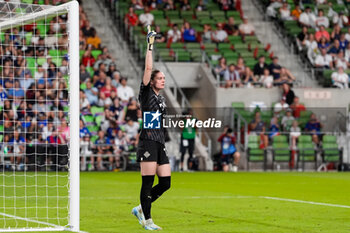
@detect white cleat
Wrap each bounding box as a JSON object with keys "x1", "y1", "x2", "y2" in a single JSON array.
[
  {"x1": 144, "y1": 218, "x2": 162, "y2": 231},
  {"x1": 132, "y1": 205, "x2": 146, "y2": 226}
]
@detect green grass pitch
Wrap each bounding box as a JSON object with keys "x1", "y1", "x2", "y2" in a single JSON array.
[
  {"x1": 1, "y1": 172, "x2": 350, "y2": 232},
  {"x1": 80, "y1": 172, "x2": 350, "y2": 233}
]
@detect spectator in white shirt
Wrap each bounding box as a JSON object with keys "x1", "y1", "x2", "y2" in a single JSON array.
[
  {"x1": 266, "y1": 0, "x2": 283, "y2": 18},
  {"x1": 167, "y1": 24, "x2": 182, "y2": 43},
  {"x1": 211, "y1": 23, "x2": 228, "y2": 43},
  {"x1": 331, "y1": 66, "x2": 349, "y2": 89},
  {"x1": 239, "y1": 17, "x2": 255, "y2": 35},
  {"x1": 138, "y1": 6, "x2": 154, "y2": 27},
  {"x1": 315, "y1": 10, "x2": 329, "y2": 29},
  {"x1": 334, "y1": 50, "x2": 349, "y2": 70},
  {"x1": 299, "y1": 7, "x2": 316, "y2": 28},
  {"x1": 259, "y1": 68, "x2": 274, "y2": 88},
  {"x1": 315, "y1": 48, "x2": 333, "y2": 69},
  {"x1": 333, "y1": 11, "x2": 349, "y2": 28},
  {"x1": 279, "y1": 2, "x2": 292, "y2": 21},
  {"x1": 117, "y1": 77, "x2": 135, "y2": 104}
]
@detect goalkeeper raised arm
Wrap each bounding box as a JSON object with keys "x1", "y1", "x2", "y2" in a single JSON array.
[{"x1": 132, "y1": 25, "x2": 171, "y2": 231}]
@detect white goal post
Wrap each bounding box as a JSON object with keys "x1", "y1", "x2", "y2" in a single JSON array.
[{"x1": 0, "y1": 1, "x2": 79, "y2": 232}]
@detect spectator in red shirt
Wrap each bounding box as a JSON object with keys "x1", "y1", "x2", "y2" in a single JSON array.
[
  {"x1": 124, "y1": 7, "x2": 139, "y2": 28},
  {"x1": 100, "y1": 77, "x2": 117, "y2": 98},
  {"x1": 315, "y1": 25, "x2": 330, "y2": 42},
  {"x1": 290, "y1": 96, "x2": 306, "y2": 118},
  {"x1": 82, "y1": 49, "x2": 95, "y2": 68}
]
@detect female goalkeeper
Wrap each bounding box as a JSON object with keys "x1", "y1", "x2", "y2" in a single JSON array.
[{"x1": 132, "y1": 25, "x2": 171, "y2": 231}]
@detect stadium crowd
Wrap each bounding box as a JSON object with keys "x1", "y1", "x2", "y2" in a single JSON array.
[
  {"x1": 123, "y1": 0, "x2": 299, "y2": 88},
  {"x1": 266, "y1": 0, "x2": 350, "y2": 88},
  {"x1": 0, "y1": 1, "x2": 141, "y2": 171}
]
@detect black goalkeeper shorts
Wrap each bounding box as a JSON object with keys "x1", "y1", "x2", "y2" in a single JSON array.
[{"x1": 137, "y1": 139, "x2": 169, "y2": 165}]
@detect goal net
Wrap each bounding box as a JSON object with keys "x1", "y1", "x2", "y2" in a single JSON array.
[{"x1": 0, "y1": 1, "x2": 79, "y2": 232}]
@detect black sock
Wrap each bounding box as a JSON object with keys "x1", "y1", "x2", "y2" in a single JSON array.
[
  {"x1": 151, "y1": 176, "x2": 171, "y2": 203},
  {"x1": 140, "y1": 175, "x2": 154, "y2": 220}
]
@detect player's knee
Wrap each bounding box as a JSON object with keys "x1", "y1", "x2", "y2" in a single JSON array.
[{"x1": 159, "y1": 176, "x2": 171, "y2": 191}]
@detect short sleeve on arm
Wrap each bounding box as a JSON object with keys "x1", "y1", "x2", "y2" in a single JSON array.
[{"x1": 138, "y1": 81, "x2": 151, "y2": 104}]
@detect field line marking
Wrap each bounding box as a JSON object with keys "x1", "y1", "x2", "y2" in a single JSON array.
[
  {"x1": 260, "y1": 196, "x2": 350, "y2": 209},
  {"x1": 0, "y1": 212, "x2": 62, "y2": 228}
]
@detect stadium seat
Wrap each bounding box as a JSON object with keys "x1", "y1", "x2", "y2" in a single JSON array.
[
  {"x1": 247, "y1": 135, "x2": 267, "y2": 170},
  {"x1": 297, "y1": 135, "x2": 317, "y2": 171},
  {"x1": 91, "y1": 50, "x2": 102, "y2": 60},
  {"x1": 272, "y1": 136, "x2": 291, "y2": 170},
  {"x1": 83, "y1": 115, "x2": 95, "y2": 125},
  {"x1": 90, "y1": 106, "x2": 104, "y2": 115},
  {"x1": 321, "y1": 135, "x2": 343, "y2": 168}
]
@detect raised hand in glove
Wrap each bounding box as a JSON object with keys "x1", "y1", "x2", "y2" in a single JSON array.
[{"x1": 146, "y1": 25, "x2": 157, "y2": 51}]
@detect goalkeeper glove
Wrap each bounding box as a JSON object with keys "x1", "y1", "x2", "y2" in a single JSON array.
[{"x1": 146, "y1": 25, "x2": 157, "y2": 51}]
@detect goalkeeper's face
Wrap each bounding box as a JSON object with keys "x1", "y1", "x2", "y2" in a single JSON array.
[{"x1": 152, "y1": 71, "x2": 165, "y2": 90}]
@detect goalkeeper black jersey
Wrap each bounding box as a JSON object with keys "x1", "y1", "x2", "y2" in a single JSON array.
[{"x1": 138, "y1": 82, "x2": 166, "y2": 144}]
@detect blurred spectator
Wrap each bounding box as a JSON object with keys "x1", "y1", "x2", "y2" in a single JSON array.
[
  {"x1": 279, "y1": 2, "x2": 292, "y2": 21},
  {"x1": 215, "y1": 57, "x2": 227, "y2": 78},
  {"x1": 80, "y1": 90, "x2": 90, "y2": 112},
  {"x1": 163, "y1": 0, "x2": 175, "y2": 10},
  {"x1": 328, "y1": 39, "x2": 341, "y2": 58},
  {"x1": 117, "y1": 77, "x2": 135, "y2": 104},
  {"x1": 93, "y1": 130, "x2": 112, "y2": 170},
  {"x1": 84, "y1": 80, "x2": 98, "y2": 105},
  {"x1": 239, "y1": 17, "x2": 255, "y2": 35},
  {"x1": 180, "y1": 0, "x2": 191, "y2": 11},
  {"x1": 79, "y1": 29, "x2": 86, "y2": 50},
  {"x1": 93, "y1": 52, "x2": 113, "y2": 71},
  {"x1": 86, "y1": 28, "x2": 101, "y2": 49},
  {"x1": 269, "y1": 56, "x2": 282, "y2": 82},
  {"x1": 82, "y1": 20, "x2": 94, "y2": 38},
  {"x1": 331, "y1": 66, "x2": 349, "y2": 89},
  {"x1": 167, "y1": 24, "x2": 182, "y2": 43},
  {"x1": 195, "y1": 0, "x2": 207, "y2": 11},
  {"x1": 259, "y1": 68, "x2": 274, "y2": 88},
  {"x1": 219, "y1": 0, "x2": 235, "y2": 11},
  {"x1": 249, "y1": 111, "x2": 268, "y2": 148},
  {"x1": 80, "y1": 135, "x2": 93, "y2": 171},
  {"x1": 80, "y1": 64, "x2": 91, "y2": 83},
  {"x1": 253, "y1": 55, "x2": 268, "y2": 76},
  {"x1": 217, "y1": 127, "x2": 240, "y2": 172},
  {"x1": 109, "y1": 98, "x2": 124, "y2": 122},
  {"x1": 315, "y1": 48, "x2": 333, "y2": 69},
  {"x1": 334, "y1": 51, "x2": 348, "y2": 70},
  {"x1": 305, "y1": 114, "x2": 322, "y2": 145},
  {"x1": 298, "y1": 7, "x2": 316, "y2": 28},
  {"x1": 266, "y1": 0, "x2": 283, "y2": 18},
  {"x1": 154, "y1": 25, "x2": 166, "y2": 43},
  {"x1": 315, "y1": 10, "x2": 329, "y2": 29},
  {"x1": 82, "y1": 50, "x2": 95, "y2": 68},
  {"x1": 211, "y1": 23, "x2": 228, "y2": 43},
  {"x1": 291, "y1": 4, "x2": 302, "y2": 20},
  {"x1": 131, "y1": 0, "x2": 144, "y2": 10},
  {"x1": 330, "y1": 24, "x2": 341, "y2": 41},
  {"x1": 202, "y1": 24, "x2": 213, "y2": 43},
  {"x1": 113, "y1": 130, "x2": 128, "y2": 168},
  {"x1": 124, "y1": 98, "x2": 139, "y2": 122},
  {"x1": 290, "y1": 120, "x2": 301, "y2": 148},
  {"x1": 182, "y1": 22, "x2": 197, "y2": 42},
  {"x1": 10, "y1": 130, "x2": 25, "y2": 169},
  {"x1": 138, "y1": 6, "x2": 154, "y2": 27},
  {"x1": 224, "y1": 63, "x2": 241, "y2": 88},
  {"x1": 274, "y1": 99, "x2": 288, "y2": 116},
  {"x1": 268, "y1": 116, "x2": 280, "y2": 139},
  {"x1": 223, "y1": 17, "x2": 239, "y2": 36},
  {"x1": 282, "y1": 83, "x2": 295, "y2": 106},
  {"x1": 290, "y1": 96, "x2": 306, "y2": 118},
  {"x1": 20, "y1": 70, "x2": 35, "y2": 91},
  {"x1": 339, "y1": 33, "x2": 348, "y2": 51},
  {"x1": 315, "y1": 25, "x2": 330, "y2": 42},
  {"x1": 235, "y1": 57, "x2": 246, "y2": 77},
  {"x1": 318, "y1": 37, "x2": 330, "y2": 50},
  {"x1": 100, "y1": 109, "x2": 114, "y2": 132},
  {"x1": 111, "y1": 71, "x2": 121, "y2": 88},
  {"x1": 279, "y1": 67, "x2": 296, "y2": 84},
  {"x1": 281, "y1": 108, "x2": 295, "y2": 131},
  {"x1": 97, "y1": 92, "x2": 112, "y2": 108},
  {"x1": 124, "y1": 117, "x2": 139, "y2": 140},
  {"x1": 124, "y1": 7, "x2": 139, "y2": 28},
  {"x1": 8, "y1": 80, "x2": 25, "y2": 99},
  {"x1": 79, "y1": 119, "x2": 91, "y2": 138},
  {"x1": 100, "y1": 77, "x2": 117, "y2": 98},
  {"x1": 243, "y1": 67, "x2": 257, "y2": 87},
  {"x1": 333, "y1": 11, "x2": 349, "y2": 28},
  {"x1": 35, "y1": 65, "x2": 45, "y2": 80}
]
